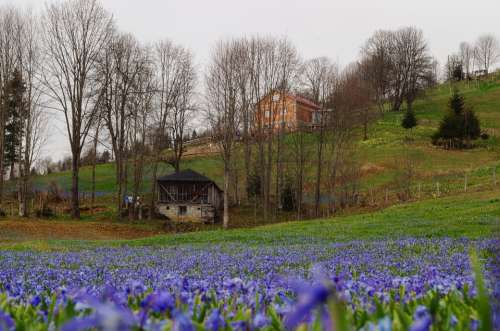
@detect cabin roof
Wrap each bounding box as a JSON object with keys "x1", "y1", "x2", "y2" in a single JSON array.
[
  {"x1": 157, "y1": 169, "x2": 213, "y2": 182},
  {"x1": 157, "y1": 169, "x2": 223, "y2": 191}
]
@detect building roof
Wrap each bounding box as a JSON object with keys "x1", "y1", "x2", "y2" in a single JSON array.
[
  {"x1": 157, "y1": 169, "x2": 223, "y2": 191},
  {"x1": 290, "y1": 94, "x2": 321, "y2": 110},
  {"x1": 157, "y1": 169, "x2": 214, "y2": 182},
  {"x1": 258, "y1": 91, "x2": 321, "y2": 110}
]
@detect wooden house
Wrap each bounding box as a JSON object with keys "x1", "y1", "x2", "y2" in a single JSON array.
[
  {"x1": 156, "y1": 169, "x2": 223, "y2": 223},
  {"x1": 255, "y1": 91, "x2": 321, "y2": 131}
]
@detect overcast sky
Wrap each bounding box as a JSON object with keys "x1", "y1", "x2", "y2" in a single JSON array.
[{"x1": 2, "y1": 0, "x2": 499, "y2": 160}]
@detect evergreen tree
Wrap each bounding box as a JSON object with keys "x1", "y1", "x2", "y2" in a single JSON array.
[
  {"x1": 432, "y1": 88, "x2": 481, "y2": 148},
  {"x1": 401, "y1": 109, "x2": 417, "y2": 130},
  {"x1": 2, "y1": 69, "x2": 26, "y2": 178}
]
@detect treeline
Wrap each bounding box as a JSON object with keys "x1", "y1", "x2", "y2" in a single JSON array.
[{"x1": 445, "y1": 35, "x2": 500, "y2": 81}]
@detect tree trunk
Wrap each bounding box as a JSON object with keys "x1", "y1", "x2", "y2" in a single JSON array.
[
  {"x1": 91, "y1": 128, "x2": 99, "y2": 214},
  {"x1": 149, "y1": 161, "x2": 159, "y2": 219},
  {"x1": 314, "y1": 127, "x2": 324, "y2": 217},
  {"x1": 91, "y1": 158, "x2": 96, "y2": 214},
  {"x1": 223, "y1": 162, "x2": 230, "y2": 229},
  {"x1": 71, "y1": 153, "x2": 80, "y2": 219}
]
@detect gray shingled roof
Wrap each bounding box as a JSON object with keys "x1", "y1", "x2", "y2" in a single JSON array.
[{"x1": 157, "y1": 169, "x2": 214, "y2": 183}]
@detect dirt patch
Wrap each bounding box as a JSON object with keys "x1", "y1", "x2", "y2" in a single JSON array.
[
  {"x1": 184, "y1": 142, "x2": 219, "y2": 158},
  {"x1": 360, "y1": 163, "x2": 386, "y2": 175}
]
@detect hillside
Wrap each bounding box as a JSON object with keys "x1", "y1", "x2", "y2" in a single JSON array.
[{"x1": 20, "y1": 75, "x2": 499, "y2": 203}]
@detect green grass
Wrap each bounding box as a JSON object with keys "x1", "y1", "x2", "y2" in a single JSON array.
[{"x1": 3, "y1": 187, "x2": 498, "y2": 251}]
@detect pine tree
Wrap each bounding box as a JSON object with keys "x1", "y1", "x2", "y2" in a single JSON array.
[
  {"x1": 449, "y1": 88, "x2": 465, "y2": 115},
  {"x1": 401, "y1": 109, "x2": 417, "y2": 130},
  {"x1": 432, "y1": 88, "x2": 481, "y2": 148},
  {"x1": 2, "y1": 69, "x2": 26, "y2": 178}
]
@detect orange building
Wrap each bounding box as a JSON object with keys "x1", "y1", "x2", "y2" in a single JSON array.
[{"x1": 255, "y1": 91, "x2": 321, "y2": 131}]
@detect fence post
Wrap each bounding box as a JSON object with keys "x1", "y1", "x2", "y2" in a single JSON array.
[{"x1": 436, "y1": 182, "x2": 440, "y2": 197}]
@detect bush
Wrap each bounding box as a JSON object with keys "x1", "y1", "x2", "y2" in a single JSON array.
[{"x1": 401, "y1": 109, "x2": 417, "y2": 130}]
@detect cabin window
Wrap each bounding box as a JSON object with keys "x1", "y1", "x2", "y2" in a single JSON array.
[
  {"x1": 265, "y1": 110, "x2": 270, "y2": 117},
  {"x1": 179, "y1": 206, "x2": 187, "y2": 215}
]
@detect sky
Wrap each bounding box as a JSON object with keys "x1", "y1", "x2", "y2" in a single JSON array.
[{"x1": 2, "y1": 0, "x2": 500, "y2": 161}]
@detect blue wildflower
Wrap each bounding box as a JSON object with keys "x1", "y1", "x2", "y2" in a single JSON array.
[
  {"x1": 205, "y1": 309, "x2": 225, "y2": 331},
  {"x1": 0, "y1": 311, "x2": 14, "y2": 331},
  {"x1": 253, "y1": 313, "x2": 270, "y2": 329}
]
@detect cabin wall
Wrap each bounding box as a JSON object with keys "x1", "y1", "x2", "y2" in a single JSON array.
[
  {"x1": 157, "y1": 203, "x2": 215, "y2": 222},
  {"x1": 156, "y1": 182, "x2": 223, "y2": 223}
]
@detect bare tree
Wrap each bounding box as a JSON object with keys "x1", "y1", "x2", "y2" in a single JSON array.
[
  {"x1": 128, "y1": 50, "x2": 154, "y2": 220},
  {"x1": 16, "y1": 9, "x2": 47, "y2": 216},
  {"x1": 97, "y1": 32, "x2": 147, "y2": 218},
  {"x1": 459, "y1": 42, "x2": 474, "y2": 79},
  {"x1": 41, "y1": 0, "x2": 112, "y2": 218},
  {"x1": 474, "y1": 34, "x2": 500, "y2": 74},
  {"x1": 167, "y1": 49, "x2": 196, "y2": 173},
  {"x1": 363, "y1": 27, "x2": 432, "y2": 112},
  {"x1": 247, "y1": 36, "x2": 298, "y2": 219},
  {"x1": 326, "y1": 63, "x2": 369, "y2": 212},
  {"x1": 205, "y1": 40, "x2": 243, "y2": 229},
  {"x1": 149, "y1": 40, "x2": 194, "y2": 216},
  {"x1": 299, "y1": 57, "x2": 336, "y2": 217},
  {"x1": 361, "y1": 30, "x2": 393, "y2": 112},
  {"x1": 394, "y1": 27, "x2": 433, "y2": 112}
]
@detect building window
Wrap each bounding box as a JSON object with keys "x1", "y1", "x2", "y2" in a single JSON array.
[
  {"x1": 265, "y1": 110, "x2": 270, "y2": 117},
  {"x1": 179, "y1": 206, "x2": 187, "y2": 215},
  {"x1": 272, "y1": 94, "x2": 280, "y2": 102}
]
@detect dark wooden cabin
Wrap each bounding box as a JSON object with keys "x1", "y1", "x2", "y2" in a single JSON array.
[{"x1": 156, "y1": 169, "x2": 223, "y2": 223}]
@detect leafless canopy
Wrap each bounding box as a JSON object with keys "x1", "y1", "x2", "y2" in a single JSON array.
[
  {"x1": 41, "y1": 0, "x2": 113, "y2": 218},
  {"x1": 474, "y1": 34, "x2": 500, "y2": 73}
]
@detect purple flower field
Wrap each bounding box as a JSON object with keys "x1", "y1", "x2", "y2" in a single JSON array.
[{"x1": 0, "y1": 238, "x2": 498, "y2": 330}]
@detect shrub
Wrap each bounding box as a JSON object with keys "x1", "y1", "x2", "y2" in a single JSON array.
[{"x1": 401, "y1": 109, "x2": 417, "y2": 130}]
